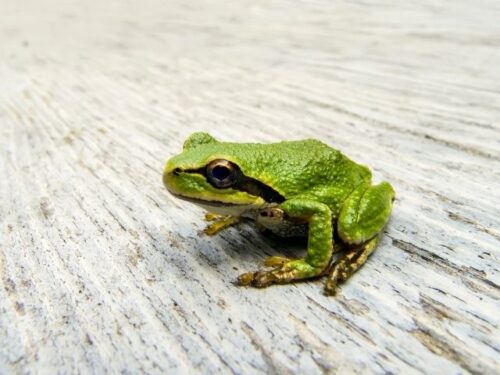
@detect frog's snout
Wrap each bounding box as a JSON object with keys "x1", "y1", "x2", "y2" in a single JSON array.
[{"x1": 162, "y1": 159, "x2": 176, "y2": 190}]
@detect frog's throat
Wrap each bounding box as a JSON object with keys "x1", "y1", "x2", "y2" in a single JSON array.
[{"x1": 179, "y1": 166, "x2": 285, "y2": 204}]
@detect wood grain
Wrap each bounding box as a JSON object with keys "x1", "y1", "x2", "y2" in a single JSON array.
[{"x1": 1, "y1": 0, "x2": 499, "y2": 374}]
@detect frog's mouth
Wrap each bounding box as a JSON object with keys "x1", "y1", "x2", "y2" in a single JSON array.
[
  {"x1": 167, "y1": 190, "x2": 263, "y2": 217},
  {"x1": 168, "y1": 191, "x2": 244, "y2": 207}
]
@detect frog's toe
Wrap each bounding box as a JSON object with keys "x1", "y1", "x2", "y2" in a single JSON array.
[
  {"x1": 236, "y1": 268, "x2": 292, "y2": 288},
  {"x1": 236, "y1": 270, "x2": 277, "y2": 287},
  {"x1": 256, "y1": 268, "x2": 300, "y2": 287},
  {"x1": 251, "y1": 271, "x2": 280, "y2": 288},
  {"x1": 204, "y1": 212, "x2": 223, "y2": 221},
  {"x1": 263, "y1": 255, "x2": 292, "y2": 267},
  {"x1": 203, "y1": 215, "x2": 239, "y2": 236},
  {"x1": 236, "y1": 271, "x2": 256, "y2": 286},
  {"x1": 203, "y1": 222, "x2": 225, "y2": 236},
  {"x1": 239, "y1": 263, "x2": 319, "y2": 288},
  {"x1": 324, "y1": 274, "x2": 341, "y2": 296}
]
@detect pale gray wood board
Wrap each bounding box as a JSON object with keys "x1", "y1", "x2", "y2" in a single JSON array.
[{"x1": 0, "y1": 0, "x2": 499, "y2": 374}]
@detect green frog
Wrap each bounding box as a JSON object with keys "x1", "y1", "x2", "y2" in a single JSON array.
[{"x1": 163, "y1": 132, "x2": 395, "y2": 295}]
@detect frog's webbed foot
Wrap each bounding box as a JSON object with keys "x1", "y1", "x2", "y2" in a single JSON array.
[
  {"x1": 203, "y1": 214, "x2": 239, "y2": 236},
  {"x1": 237, "y1": 269, "x2": 292, "y2": 288},
  {"x1": 324, "y1": 235, "x2": 379, "y2": 295},
  {"x1": 247, "y1": 239, "x2": 373, "y2": 290},
  {"x1": 237, "y1": 259, "x2": 324, "y2": 288}
]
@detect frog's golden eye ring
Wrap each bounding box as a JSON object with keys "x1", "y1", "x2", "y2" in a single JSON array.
[{"x1": 206, "y1": 159, "x2": 240, "y2": 188}]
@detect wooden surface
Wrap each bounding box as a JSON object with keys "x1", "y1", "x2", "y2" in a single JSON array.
[{"x1": 1, "y1": 1, "x2": 499, "y2": 374}]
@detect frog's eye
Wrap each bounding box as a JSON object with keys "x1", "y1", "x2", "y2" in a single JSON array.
[{"x1": 206, "y1": 159, "x2": 240, "y2": 188}]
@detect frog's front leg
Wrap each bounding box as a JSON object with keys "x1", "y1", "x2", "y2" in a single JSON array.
[
  {"x1": 325, "y1": 182, "x2": 395, "y2": 295},
  {"x1": 237, "y1": 199, "x2": 333, "y2": 288},
  {"x1": 203, "y1": 214, "x2": 239, "y2": 236}
]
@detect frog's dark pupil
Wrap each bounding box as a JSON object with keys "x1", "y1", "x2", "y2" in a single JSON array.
[{"x1": 212, "y1": 165, "x2": 231, "y2": 180}]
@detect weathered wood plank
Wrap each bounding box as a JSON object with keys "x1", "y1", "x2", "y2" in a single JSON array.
[{"x1": 1, "y1": 0, "x2": 499, "y2": 374}]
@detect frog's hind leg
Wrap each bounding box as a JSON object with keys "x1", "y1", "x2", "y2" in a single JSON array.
[
  {"x1": 324, "y1": 181, "x2": 395, "y2": 295},
  {"x1": 324, "y1": 235, "x2": 379, "y2": 295}
]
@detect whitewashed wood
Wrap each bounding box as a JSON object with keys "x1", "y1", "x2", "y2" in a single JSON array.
[{"x1": 1, "y1": 0, "x2": 499, "y2": 374}]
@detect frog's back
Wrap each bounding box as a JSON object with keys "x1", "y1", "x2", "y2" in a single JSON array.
[
  {"x1": 228, "y1": 139, "x2": 371, "y2": 210},
  {"x1": 272, "y1": 139, "x2": 372, "y2": 212}
]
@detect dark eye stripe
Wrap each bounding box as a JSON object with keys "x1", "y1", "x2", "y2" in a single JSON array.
[{"x1": 236, "y1": 178, "x2": 284, "y2": 203}]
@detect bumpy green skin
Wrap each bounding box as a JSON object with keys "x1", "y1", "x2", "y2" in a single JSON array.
[{"x1": 164, "y1": 132, "x2": 395, "y2": 294}]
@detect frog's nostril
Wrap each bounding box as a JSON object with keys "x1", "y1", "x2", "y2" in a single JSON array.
[{"x1": 173, "y1": 168, "x2": 181, "y2": 176}]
